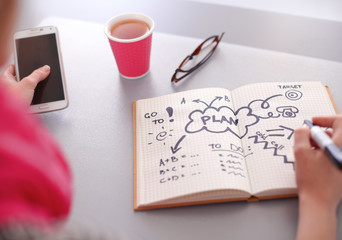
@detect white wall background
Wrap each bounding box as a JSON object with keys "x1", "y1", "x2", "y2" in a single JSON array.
[
  {"x1": 187, "y1": 0, "x2": 342, "y2": 22},
  {"x1": 12, "y1": 0, "x2": 342, "y2": 62}
]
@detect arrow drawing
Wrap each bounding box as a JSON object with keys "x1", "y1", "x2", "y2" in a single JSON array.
[
  {"x1": 193, "y1": 96, "x2": 223, "y2": 108},
  {"x1": 209, "y1": 96, "x2": 223, "y2": 107},
  {"x1": 171, "y1": 135, "x2": 186, "y2": 154},
  {"x1": 279, "y1": 125, "x2": 294, "y2": 140},
  {"x1": 266, "y1": 125, "x2": 294, "y2": 140},
  {"x1": 192, "y1": 99, "x2": 209, "y2": 107}
]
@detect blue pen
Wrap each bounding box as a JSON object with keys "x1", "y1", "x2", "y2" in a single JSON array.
[{"x1": 304, "y1": 120, "x2": 342, "y2": 169}]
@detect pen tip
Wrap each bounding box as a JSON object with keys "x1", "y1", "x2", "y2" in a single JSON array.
[{"x1": 304, "y1": 120, "x2": 313, "y2": 128}]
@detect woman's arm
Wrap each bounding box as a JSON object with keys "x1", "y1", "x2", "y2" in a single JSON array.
[
  {"x1": 0, "y1": 74, "x2": 72, "y2": 226},
  {"x1": 294, "y1": 115, "x2": 342, "y2": 240}
]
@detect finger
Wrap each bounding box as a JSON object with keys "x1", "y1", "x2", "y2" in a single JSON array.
[
  {"x1": 325, "y1": 130, "x2": 333, "y2": 138},
  {"x1": 332, "y1": 120, "x2": 342, "y2": 146},
  {"x1": 21, "y1": 65, "x2": 50, "y2": 89},
  {"x1": 309, "y1": 138, "x2": 319, "y2": 149},
  {"x1": 331, "y1": 115, "x2": 342, "y2": 136},
  {"x1": 312, "y1": 116, "x2": 339, "y2": 128},
  {"x1": 2, "y1": 64, "x2": 17, "y2": 82},
  {"x1": 293, "y1": 127, "x2": 313, "y2": 160},
  {"x1": 314, "y1": 115, "x2": 342, "y2": 146}
]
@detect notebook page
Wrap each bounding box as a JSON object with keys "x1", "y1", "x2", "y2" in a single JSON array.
[
  {"x1": 231, "y1": 82, "x2": 336, "y2": 196},
  {"x1": 135, "y1": 88, "x2": 251, "y2": 206}
]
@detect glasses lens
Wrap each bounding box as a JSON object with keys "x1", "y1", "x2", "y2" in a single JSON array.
[{"x1": 180, "y1": 37, "x2": 217, "y2": 71}]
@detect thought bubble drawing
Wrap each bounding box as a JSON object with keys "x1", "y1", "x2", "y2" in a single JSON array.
[
  {"x1": 247, "y1": 94, "x2": 282, "y2": 119},
  {"x1": 185, "y1": 105, "x2": 259, "y2": 138}
]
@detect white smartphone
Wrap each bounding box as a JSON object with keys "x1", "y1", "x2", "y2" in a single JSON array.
[{"x1": 14, "y1": 26, "x2": 68, "y2": 113}]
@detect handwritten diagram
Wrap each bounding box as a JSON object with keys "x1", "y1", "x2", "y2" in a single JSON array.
[
  {"x1": 209, "y1": 143, "x2": 250, "y2": 178},
  {"x1": 148, "y1": 127, "x2": 174, "y2": 146},
  {"x1": 248, "y1": 125, "x2": 295, "y2": 169},
  {"x1": 185, "y1": 94, "x2": 299, "y2": 139},
  {"x1": 141, "y1": 86, "x2": 306, "y2": 185},
  {"x1": 276, "y1": 106, "x2": 299, "y2": 118},
  {"x1": 146, "y1": 108, "x2": 175, "y2": 146},
  {"x1": 158, "y1": 154, "x2": 201, "y2": 184},
  {"x1": 171, "y1": 135, "x2": 186, "y2": 154},
  {"x1": 285, "y1": 90, "x2": 303, "y2": 101}
]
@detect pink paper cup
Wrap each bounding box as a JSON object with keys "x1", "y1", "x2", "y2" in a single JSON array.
[{"x1": 104, "y1": 13, "x2": 155, "y2": 79}]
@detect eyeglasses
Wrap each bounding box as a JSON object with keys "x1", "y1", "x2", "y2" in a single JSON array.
[{"x1": 171, "y1": 32, "x2": 225, "y2": 83}]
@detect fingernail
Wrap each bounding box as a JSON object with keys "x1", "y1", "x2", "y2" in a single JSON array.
[{"x1": 43, "y1": 65, "x2": 50, "y2": 71}]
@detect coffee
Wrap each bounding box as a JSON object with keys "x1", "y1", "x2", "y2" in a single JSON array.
[
  {"x1": 105, "y1": 13, "x2": 155, "y2": 79},
  {"x1": 111, "y1": 19, "x2": 150, "y2": 40}
]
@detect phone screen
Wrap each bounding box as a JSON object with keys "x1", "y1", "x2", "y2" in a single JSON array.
[{"x1": 16, "y1": 33, "x2": 65, "y2": 105}]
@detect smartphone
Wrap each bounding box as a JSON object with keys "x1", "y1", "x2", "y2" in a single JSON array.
[{"x1": 14, "y1": 26, "x2": 68, "y2": 113}]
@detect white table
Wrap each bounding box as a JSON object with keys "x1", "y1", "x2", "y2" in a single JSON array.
[{"x1": 39, "y1": 17, "x2": 342, "y2": 240}]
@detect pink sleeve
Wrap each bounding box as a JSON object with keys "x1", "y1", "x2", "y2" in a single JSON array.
[{"x1": 0, "y1": 87, "x2": 72, "y2": 226}]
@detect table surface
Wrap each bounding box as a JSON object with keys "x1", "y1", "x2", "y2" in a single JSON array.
[{"x1": 38, "y1": 17, "x2": 342, "y2": 240}]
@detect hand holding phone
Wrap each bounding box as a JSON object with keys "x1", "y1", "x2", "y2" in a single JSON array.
[
  {"x1": 0, "y1": 64, "x2": 51, "y2": 106},
  {"x1": 13, "y1": 26, "x2": 68, "y2": 113}
]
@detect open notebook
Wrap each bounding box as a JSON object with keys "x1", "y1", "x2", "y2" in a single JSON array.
[{"x1": 133, "y1": 82, "x2": 337, "y2": 210}]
